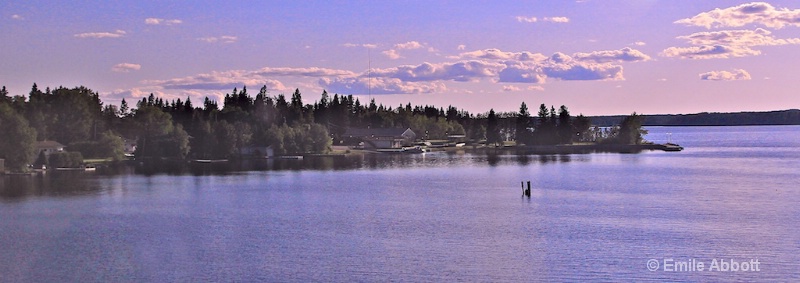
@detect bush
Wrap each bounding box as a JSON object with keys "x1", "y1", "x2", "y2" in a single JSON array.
[
  {"x1": 67, "y1": 141, "x2": 101, "y2": 158},
  {"x1": 48, "y1": 151, "x2": 84, "y2": 168},
  {"x1": 66, "y1": 132, "x2": 126, "y2": 160}
]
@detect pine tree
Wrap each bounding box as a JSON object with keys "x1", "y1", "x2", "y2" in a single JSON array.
[
  {"x1": 516, "y1": 102, "x2": 532, "y2": 145},
  {"x1": 487, "y1": 109, "x2": 501, "y2": 146}
]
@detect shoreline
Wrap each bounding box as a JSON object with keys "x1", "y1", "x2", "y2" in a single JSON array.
[{"x1": 1, "y1": 143, "x2": 682, "y2": 176}]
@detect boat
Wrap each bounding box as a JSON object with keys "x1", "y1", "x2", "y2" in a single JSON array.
[
  {"x1": 273, "y1": 155, "x2": 304, "y2": 160},
  {"x1": 55, "y1": 167, "x2": 86, "y2": 171},
  {"x1": 662, "y1": 143, "x2": 684, "y2": 152},
  {"x1": 375, "y1": 146, "x2": 427, "y2": 154},
  {"x1": 402, "y1": 146, "x2": 427, "y2": 154},
  {"x1": 192, "y1": 159, "x2": 229, "y2": 163}
]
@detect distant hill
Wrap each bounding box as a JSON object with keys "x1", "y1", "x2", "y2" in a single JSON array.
[{"x1": 590, "y1": 109, "x2": 800, "y2": 127}]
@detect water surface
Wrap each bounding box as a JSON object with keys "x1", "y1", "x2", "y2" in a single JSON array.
[{"x1": 1, "y1": 126, "x2": 799, "y2": 281}]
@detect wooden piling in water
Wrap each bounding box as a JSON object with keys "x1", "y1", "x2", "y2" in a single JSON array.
[{"x1": 525, "y1": 181, "x2": 531, "y2": 197}]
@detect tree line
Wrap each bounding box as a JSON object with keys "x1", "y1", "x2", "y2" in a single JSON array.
[
  {"x1": 590, "y1": 109, "x2": 800, "y2": 127},
  {"x1": 0, "y1": 84, "x2": 645, "y2": 172}
]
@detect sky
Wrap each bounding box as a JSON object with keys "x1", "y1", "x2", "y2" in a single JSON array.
[{"x1": 2, "y1": 1, "x2": 800, "y2": 115}]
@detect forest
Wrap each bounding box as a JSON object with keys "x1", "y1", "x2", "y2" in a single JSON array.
[{"x1": 0, "y1": 84, "x2": 645, "y2": 172}]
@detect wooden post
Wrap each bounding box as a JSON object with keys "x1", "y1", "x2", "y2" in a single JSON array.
[{"x1": 525, "y1": 181, "x2": 531, "y2": 197}]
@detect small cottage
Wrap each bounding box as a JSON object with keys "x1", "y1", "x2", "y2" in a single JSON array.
[
  {"x1": 343, "y1": 128, "x2": 416, "y2": 149},
  {"x1": 123, "y1": 138, "x2": 138, "y2": 155},
  {"x1": 35, "y1": 140, "x2": 65, "y2": 157},
  {"x1": 238, "y1": 145, "x2": 274, "y2": 158}
]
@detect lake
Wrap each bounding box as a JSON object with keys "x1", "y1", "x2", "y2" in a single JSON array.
[{"x1": 1, "y1": 126, "x2": 799, "y2": 282}]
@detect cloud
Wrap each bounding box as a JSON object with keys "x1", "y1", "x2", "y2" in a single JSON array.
[
  {"x1": 661, "y1": 45, "x2": 761, "y2": 59},
  {"x1": 74, "y1": 30, "x2": 126, "y2": 39},
  {"x1": 197, "y1": 35, "x2": 238, "y2": 43},
  {"x1": 382, "y1": 41, "x2": 430, "y2": 59},
  {"x1": 502, "y1": 85, "x2": 521, "y2": 92},
  {"x1": 663, "y1": 27, "x2": 800, "y2": 60},
  {"x1": 699, "y1": 69, "x2": 752, "y2": 81},
  {"x1": 497, "y1": 63, "x2": 547, "y2": 83},
  {"x1": 113, "y1": 67, "x2": 358, "y2": 104},
  {"x1": 371, "y1": 61, "x2": 504, "y2": 82},
  {"x1": 11, "y1": 14, "x2": 24, "y2": 20},
  {"x1": 322, "y1": 59, "x2": 512, "y2": 94},
  {"x1": 527, "y1": 85, "x2": 545, "y2": 91},
  {"x1": 138, "y1": 46, "x2": 636, "y2": 98},
  {"x1": 144, "y1": 66, "x2": 356, "y2": 93},
  {"x1": 540, "y1": 53, "x2": 624, "y2": 81},
  {"x1": 454, "y1": 48, "x2": 548, "y2": 61},
  {"x1": 394, "y1": 41, "x2": 424, "y2": 50},
  {"x1": 457, "y1": 44, "x2": 466, "y2": 50},
  {"x1": 145, "y1": 18, "x2": 182, "y2": 25},
  {"x1": 453, "y1": 48, "x2": 635, "y2": 83},
  {"x1": 382, "y1": 49, "x2": 402, "y2": 59},
  {"x1": 112, "y1": 63, "x2": 141, "y2": 73},
  {"x1": 254, "y1": 67, "x2": 356, "y2": 77},
  {"x1": 632, "y1": 41, "x2": 646, "y2": 46},
  {"x1": 501, "y1": 52, "x2": 625, "y2": 82},
  {"x1": 516, "y1": 16, "x2": 569, "y2": 23},
  {"x1": 676, "y1": 2, "x2": 800, "y2": 29},
  {"x1": 572, "y1": 47, "x2": 652, "y2": 63},
  {"x1": 543, "y1": 17, "x2": 570, "y2": 23},
  {"x1": 677, "y1": 28, "x2": 800, "y2": 46},
  {"x1": 145, "y1": 70, "x2": 286, "y2": 91},
  {"x1": 342, "y1": 43, "x2": 377, "y2": 48},
  {"x1": 319, "y1": 77, "x2": 446, "y2": 95}
]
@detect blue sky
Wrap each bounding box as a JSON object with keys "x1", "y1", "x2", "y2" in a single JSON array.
[{"x1": 2, "y1": 1, "x2": 800, "y2": 115}]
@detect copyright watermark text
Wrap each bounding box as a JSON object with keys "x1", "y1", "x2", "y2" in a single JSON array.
[{"x1": 647, "y1": 258, "x2": 761, "y2": 272}]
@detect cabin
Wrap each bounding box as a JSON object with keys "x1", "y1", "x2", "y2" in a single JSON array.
[
  {"x1": 123, "y1": 138, "x2": 137, "y2": 155},
  {"x1": 35, "y1": 140, "x2": 65, "y2": 157},
  {"x1": 238, "y1": 145, "x2": 274, "y2": 158},
  {"x1": 343, "y1": 128, "x2": 416, "y2": 149}
]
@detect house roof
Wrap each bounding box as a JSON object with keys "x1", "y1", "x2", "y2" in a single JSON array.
[
  {"x1": 35, "y1": 140, "x2": 65, "y2": 149},
  {"x1": 344, "y1": 127, "x2": 414, "y2": 138}
]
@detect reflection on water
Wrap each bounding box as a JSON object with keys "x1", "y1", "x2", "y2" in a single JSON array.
[
  {"x1": 0, "y1": 172, "x2": 100, "y2": 200},
  {"x1": 1, "y1": 152, "x2": 580, "y2": 200}
]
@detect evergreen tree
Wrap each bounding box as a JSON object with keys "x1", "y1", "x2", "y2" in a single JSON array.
[
  {"x1": 557, "y1": 105, "x2": 572, "y2": 144},
  {"x1": 0, "y1": 86, "x2": 10, "y2": 105},
  {"x1": 516, "y1": 102, "x2": 532, "y2": 145},
  {"x1": 616, "y1": 112, "x2": 647, "y2": 144},
  {"x1": 288, "y1": 88, "x2": 304, "y2": 124},
  {"x1": 534, "y1": 104, "x2": 551, "y2": 144},
  {"x1": 119, "y1": 98, "x2": 130, "y2": 117},
  {"x1": 486, "y1": 109, "x2": 501, "y2": 146}
]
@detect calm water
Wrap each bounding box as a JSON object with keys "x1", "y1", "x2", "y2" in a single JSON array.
[{"x1": 1, "y1": 126, "x2": 799, "y2": 282}]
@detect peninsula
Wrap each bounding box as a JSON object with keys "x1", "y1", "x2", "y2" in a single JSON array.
[{"x1": 0, "y1": 83, "x2": 692, "y2": 173}]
